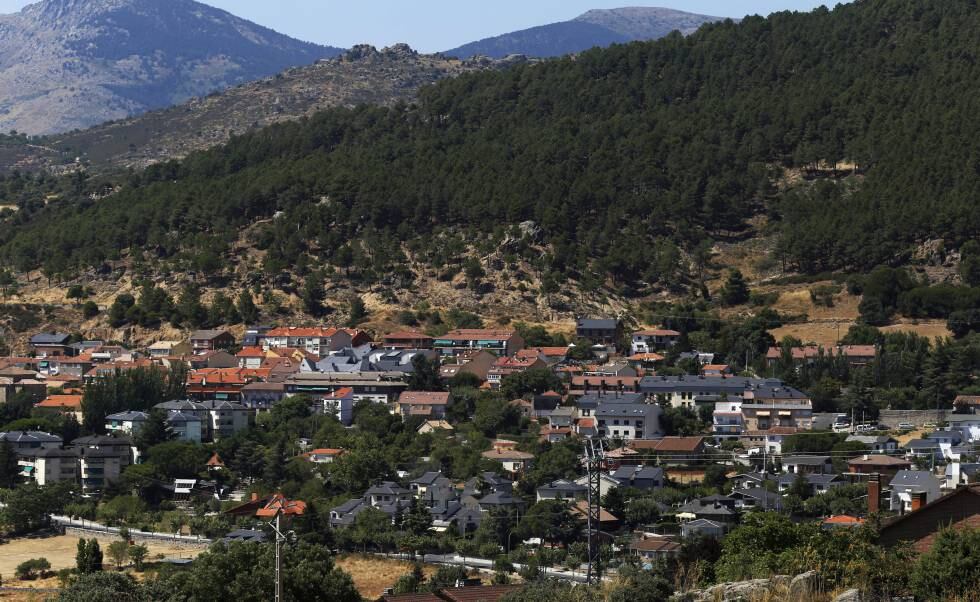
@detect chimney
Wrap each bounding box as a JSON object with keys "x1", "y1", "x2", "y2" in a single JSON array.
[
  {"x1": 910, "y1": 491, "x2": 928, "y2": 512},
  {"x1": 867, "y1": 474, "x2": 880, "y2": 514}
]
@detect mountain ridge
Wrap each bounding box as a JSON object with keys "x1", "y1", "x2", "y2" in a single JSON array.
[
  {"x1": 0, "y1": 0, "x2": 343, "y2": 135},
  {"x1": 444, "y1": 6, "x2": 726, "y2": 58}
]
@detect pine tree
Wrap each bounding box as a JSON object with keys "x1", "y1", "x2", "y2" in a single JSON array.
[
  {"x1": 721, "y1": 269, "x2": 750, "y2": 306},
  {"x1": 0, "y1": 439, "x2": 18, "y2": 488},
  {"x1": 237, "y1": 291, "x2": 259, "y2": 324}
]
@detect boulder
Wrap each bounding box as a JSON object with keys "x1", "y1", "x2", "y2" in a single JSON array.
[
  {"x1": 833, "y1": 589, "x2": 861, "y2": 602},
  {"x1": 789, "y1": 571, "x2": 821, "y2": 596}
]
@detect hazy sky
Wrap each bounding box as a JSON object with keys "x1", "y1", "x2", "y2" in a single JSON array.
[{"x1": 0, "y1": 1, "x2": 843, "y2": 52}]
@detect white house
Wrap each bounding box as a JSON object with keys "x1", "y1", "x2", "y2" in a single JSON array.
[
  {"x1": 105, "y1": 411, "x2": 150, "y2": 436},
  {"x1": 889, "y1": 470, "x2": 942, "y2": 513}
]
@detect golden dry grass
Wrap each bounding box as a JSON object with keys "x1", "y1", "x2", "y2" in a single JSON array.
[
  {"x1": 0, "y1": 534, "x2": 199, "y2": 584},
  {"x1": 334, "y1": 554, "x2": 442, "y2": 600}
]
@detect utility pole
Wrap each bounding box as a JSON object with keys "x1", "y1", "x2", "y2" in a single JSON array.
[
  {"x1": 583, "y1": 438, "x2": 604, "y2": 585},
  {"x1": 268, "y1": 510, "x2": 286, "y2": 602}
]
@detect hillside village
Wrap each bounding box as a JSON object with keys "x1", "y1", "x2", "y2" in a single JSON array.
[{"x1": 0, "y1": 314, "x2": 978, "y2": 600}]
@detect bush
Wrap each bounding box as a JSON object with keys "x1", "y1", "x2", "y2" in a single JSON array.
[{"x1": 15, "y1": 557, "x2": 50, "y2": 580}]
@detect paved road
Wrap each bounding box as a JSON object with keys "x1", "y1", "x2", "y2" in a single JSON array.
[{"x1": 379, "y1": 552, "x2": 593, "y2": 583}]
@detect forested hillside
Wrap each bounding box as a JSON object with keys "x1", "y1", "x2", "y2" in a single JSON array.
[{"x1": 1, "y1": 0, "x2": 980, "y2": 294}]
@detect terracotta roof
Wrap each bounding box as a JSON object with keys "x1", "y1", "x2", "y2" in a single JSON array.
[
  {"x1": 954, "y1": 395, "x2": 980, "y2": 406},
  {"x1": 265, "y1": 327, "x2": 340, "y2": 338},
  {"x1": 36, "y1": 394, "x2": 82, "y2": 410},
  {"x1": 419, "y1": 420, "x2": 454, "y2": 431},
  {"x1": 576, "y1": 418, "x2": 596, "y2": 428},
  {"x1": 310, "y1": 448, "x2": 345, "y2": 456},
  {"x1": 528, "y1": 346, "x2": 570, "y2": 357},
  {"x1": 626, "y1": 353, "x2": 666, "y2": 361},
  {"x1": 206, "y1": 453, "x2": 225, "y2": 467},
  {"x1": 385, "y1": 331, "x2": 433, "y2": 340},
  {"x1": 630, "y1": 437, "x2": 704, "y2": 452},
  {"x1": 482, "y1": 449, "x2": 534, "y2": 461},
  {"x1": 323, "y1": 387, "x2": 354, "y2": 399},
  {"x1": 398, "y1": 391, "x2": 451, "y2": 406},
  {"x1": 255, "y1": 494, "x2": 307, "y2": 517},
  {"x1": 848, "y1": 455, "x2": 912, "y2": 467},
  {"x1": 236, "y1": 347, "x2": 268, "y2": 358},
  {"x1": 439, "y1": 329, "x2": 517, "y2": 340},
  {"x1": 629, "y1": 537, "x2": 681, "y2": 552},
  {"x1": 440, "y1": 587, "x2": 521, "y2": 602},
  {"x1": 823, "y1": 515, "x2": 864, "y2": 526},
  {"x1": 571, "y1": 376, "x2": 641, "y2": 387}
]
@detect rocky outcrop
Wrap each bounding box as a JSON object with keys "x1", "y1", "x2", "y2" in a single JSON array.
[{"x1": 675, "y1": 571, "x2": 825, "y2": 602}]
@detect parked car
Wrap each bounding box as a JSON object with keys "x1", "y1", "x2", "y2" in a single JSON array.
[
  {"x1": 922, "y1": 422, "x2": 937, "y2": 429},
  {"x1": 898, "y1": 422, "x2": 915, "y2": 430}
]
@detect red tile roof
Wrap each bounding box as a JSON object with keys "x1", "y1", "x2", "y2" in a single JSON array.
[
  {"x1": 398, "y1": 391, "x2": 451, "y2": 406},
  {"x1": 255, "y1": 494, "x2": 307, "y2": 517},
  {"x1": 629, "y1": 437, "x2": 705, "y2": 452},
  {"x1": 265, "y1": 327, "x2": 340, "y2": 338},
  {"x1": 236, "y1": 346, "x2": 268, "y2": 358},
  {"x1": 36, "y1": 394, "x2": 82, "y2": 410}
]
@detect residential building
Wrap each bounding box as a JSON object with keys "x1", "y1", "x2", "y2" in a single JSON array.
[
  {"x1": 953, "y1": 395, "x2": 980, "y2": 414},
  {"x1": 741, "y1": 401, "x2": 813, "y2": 432},
  {"x1": 536, "y1": 479, "x2": 587, "y2": 502},
  {"x1": 681, "y1": 518, "x2": 727, "y2": 539},
  {"x1": 242, "y1": 326, "x2": 272, "y2": 348},
  {"x1": 433, "y1": 329, "x2": 524, "y2": 358},
  {"x1": 383, "y1": 331, "x2": 434, "y2": 350},
  {"x1": 629, "y1": 536, "x2": 681, "y2": 560},
  {"x1": 765, "y1": 345, "x2": 877, "y2": 369},
  {"x1": 777, "y1": 473, "x2": 844, "y2": 495},
  {"x1": 189, "y1": 330, "x2": 235, "y2": 354},
  {"x1": 486, "y1": 355, "x2": 546, "y2": 389},
  {"x1": 640, "y1": 375, "x2": 784, "y2": 410},
  {"x1": 105, "y1": 411, "x2": 150, "y2": 436},
  {"x1": 200, "y1": 400, "x2": 251, "y2": 440},
  {"x1": 261, "y1": 327, "x2": 351, "y2": 355},
  {"x1": 417, "y1": 420, "x2": 454, "y2": 435},
  {"x1": 166, "y1": 412, "x2": 204, "y2": 442},
  {"x1": 16, "y1": 447, "x2": 78, "y2": 485},
  {"x1": 879, "y1": 484, "x2": 980, "y2": 553},
  {"x1": 594, "y1": 400, "x2": 663, "y2": 440},
  {"x1": 610, "y1": 465, "x2": 665, "y2": 490},
  {"x1": 630, "y1": 329, "x2": 681, "y2": 354},
  {"x1": 782, "y1": 456, "x2": 832, "y2": 475},
  {"x1": 0, "y1": 377, "x2": 45, "y2": 404},
  {"x1": 72, "y1": 435, "x2": 135, "y2": 468},
  {"x1": 395, "y1": 391, "x2": 452, "y2": 419},
  {"x1": 186, "y1": 367, "x2": 264, "y2": 401},
  {"x1": 240, "y1": 382, "x2": 288, "y2": 410},
  {"x1": 570, "y1": 376, "x2": 642, "y2": 397},
  {"x1": 0, "y1": 431, "x2": 63, "y2": 453},
  {"x1": 318, "y1": 387, "x2": 355, "y2": 425},
  {"x1": 29, "y1": 333, "x2": 72, "y2": 357},
  {"x1": 575, "y1": 318, "x2": 623, "y2": 347},
  {"x1": 628, "y1": 437, "x2": 705, "y2": 462},
  {"x1": 847, "y1": 455, "x2": 913, "y2": 485},
  {"x1": 438, "y1": 350, "x2": 497, "y2": 382},
  {"x1": 889, "y1": 470, "x2": 942, "y2": 513},
  {"x1": 34, "y1": 393, "x2": 83, "y2": 423},
  {"x1": 77, "y1": 447, "x2": 124, "y2": 493},
  {"x1": 148, "y1": 341, "x2": 186, "y2": 358},
  {"x1": 481, "y1": 449, "x2": 534, "y2": 475},
  {"x1": 306, "y1": 448, "x2": 345, "y2": 464},
  {"x1": 846, "y1": 435, "x2": 899, "y2": 453},
  {"x1": 284, "y1": 372, "x2": 408, "y2": 404}
]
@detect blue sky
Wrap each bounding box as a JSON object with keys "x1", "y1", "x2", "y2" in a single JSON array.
[{"x1": 0, "y1": 1, "x2": 843, "y2": 52}]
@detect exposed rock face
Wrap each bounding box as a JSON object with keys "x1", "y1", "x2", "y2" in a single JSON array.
[
  {"x1": 676, "y1": 571, "x2": 826, "y2": 601},
  {"x1": 0, "y1": 0, "x2": 342, "y2": 134}
]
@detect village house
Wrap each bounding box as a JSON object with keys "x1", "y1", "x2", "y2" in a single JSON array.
[
  {"x1": 189, "y1": 330, "x2": 235, "y2": 354},
  {"x1": 284, "y1": 372, "x2": 408, "y2": 404},
  {"x1": 629, "y1": 536, "x2": 681, "y2": 561},
  {"x1": 438, "y1": 350, "x2": 496, "y2": 383},
  {"x1": 318, "y1": 387, "x2": 356, "y2": 425},
  {"x1": 846, "y1": 434, "x2": 899, "y2": 453},
  {"x1": 630, "y1": 329, "x2": 681, "y2": 354},
  {"x1": 262, "y1": 327, "x2": 352, "y2": 355},
  {"x1": 594, "y1": 399, "x2": 664, "y2": 441},
  {"x1": 953, "y1": 395, "x2": 980, "y2": 414},
  {"x1": 628, "y1": 437, "x2": 705, "y2": 463},
  {"x1": 575, "y1": 318, "x2": 623, "y2": 348},
  {"x1": 889, "y1": 470, "x2": 943, "y2": 513},
  {"x1": 765, "y1": 345, "x2": 878, "y2": 370},
  {"x1": 433, "y1": 329, "x2": 524, "y2": 358},
  {"x1": 782, "y1": 455, "x2": 833, "y2": 475},
  {"x1": 0, "y1": 376, "x2": 46, "y2": 404},
  {"x1": 481, "y1": 448, "x2": 534, "y2": 475},
  {"x1": 186, "y1": 367, "x2": 264, "y2": 401},
  {"x1": 394, "y1": 391, "x2": 452, "y2": 419},
  {"x1": 640, "y1": 375, "x2": 784, "y2": 410},
  {"x1": 486, "y1": 354, "x2": 547, "y2": 389},
  {"x1": 848, "y1": 454, "x2": 913, "y2": 485},
  {"x1": 879, "y1": 484, "x2": 980, "y2": 553},
  {"x1": 34, "y1": 393, "x2": 83, "y2": 423},
  {"x1": 305, "y1": 448, "x2": 345, "y2": 464},
  {"x1": 383, "y1": 331, "x2": 434, "y2": 350},
  {"x1": 29, "y1": 332, "x2": 73, "y2": 357},
  {"x1": 570, "y1": 375, "x2": 642, "y2": 397}
]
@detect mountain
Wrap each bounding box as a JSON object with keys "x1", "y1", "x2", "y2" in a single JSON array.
[
  {"x1": 444, "y1": 6, "x2": 725, "y2": 58},
  {"x1": 0, "y1": 0, "x2": 343, "y2": 135},
  {"x1": 0, "y1": 44, "x2": 514, "y2": 173},
  {"x1": 2, "y1": 0, "x2": 980, "y2": 314}
]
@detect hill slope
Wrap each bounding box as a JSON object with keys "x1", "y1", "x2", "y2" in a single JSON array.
[
  {"x1": 2, "y1": 44, "x2": 509, "y2": 173},
  {"x1": 1, "y1": 0, "x2": 979, "y2": 303},
  {"x1": 0, "y1": 0, "x2": 342, "y2": 135},
  {"x1": 444, "y1": 6, "x2": 724, "y2": 58}
]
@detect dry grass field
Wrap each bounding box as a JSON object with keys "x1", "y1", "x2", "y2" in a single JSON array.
[
  {"x1": 0, "y1": 534, "x2": 200, "y2": 589},
  {"x1": 335, "y1": 554, "x2": 442, "y2": 600}
]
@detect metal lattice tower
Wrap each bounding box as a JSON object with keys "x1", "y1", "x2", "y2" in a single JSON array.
[{"x1": 583, "y1": 438, "x2": 605, "y2": 584}]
